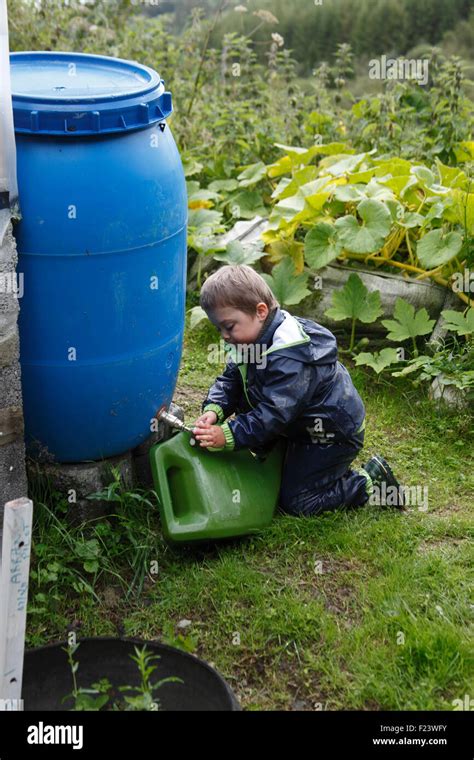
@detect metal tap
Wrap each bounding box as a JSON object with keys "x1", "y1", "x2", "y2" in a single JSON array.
[{"x1": 156, "y1": 406, "x2": 197, "y2": 445}]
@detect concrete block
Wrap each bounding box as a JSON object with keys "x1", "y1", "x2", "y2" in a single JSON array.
[
  {"x1": 26, "y1": 451, "x2": 134, "y2": 527},
  {"x1": 0, "y1": 364, "x2": 24, "y2": 407}
]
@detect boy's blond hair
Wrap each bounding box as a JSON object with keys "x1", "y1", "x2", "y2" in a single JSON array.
[{"x1": 200, "y1": 265, "x2": 279, "y2": 316}]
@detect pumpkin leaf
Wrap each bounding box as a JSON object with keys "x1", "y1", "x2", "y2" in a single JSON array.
[
  {"x1": 302, "y1": 191, "x2": 332, "y2": 214},
  {"x1": 333, "y1": 184, "x2": 366, "y2": 202},
  {"x1": 399, "y1": 212, "x2": 425, "y2": 228},
  {"x1": 273, "y1": 142, "x2": 313, "y2": 156},
  {"x1": 272, "y1": 190, "x2": 306, "y2": 223},
  {"x1": 435, "y1": 160, "x2": 468, "y2": 190},
  {"x1": 188, "y1": 208, "x2": 223, "y2": 230},
  {"x1": 354, "y1": 348, "x2": 401, "y2": 374},
  {"x1": 385, "y1": 199, "x2": 423, "y2": 228},
  {"x1": 382, "y1": 298, "x2": 435, "y2": 342},
  {"x1": 267, "y1": 143, "x2": 322, "y2": 178},
  {"x1": 187, "y1": 183, "x2": 221, "y2": 210},
  {"x1": 349, "y1": 168, "x2": 376, "y2": 184},
  {"x1": 335, "y1": 199, "x2": 392, "y2": 254},
  {"x1": 271, "y1": 167, "x2": 318, "y2": 199},
  {"x1": 423, "y1": 200, "x2": 448, "y2": 224},
  {"x1": 411, "y1": 165, "x2": 435, "y2": 188},
  {"x1": 319, "y1": 152, "x2": 368, "y2": 177},
  {"x1": 449, "y1": 190, "x2": 474, "y2": 234},
  {"x1": 304, "y1": 223, "x2": 344, "y2": 269},
  {"x1": 267, "y1": 155, "x2": 293, "y2": 178},
  {"x1": 266, "y1": 239, "x2": 305, "y2": 273},
  {"x1": 227, "y1": 190, "x2": 267, "y2": 220},
  {"x1": 441, "y1": 308, "x2": 474, "y2": 336},
  {"x1": 237, "y1": 161, "x2": 267, "y2": 187},
  {"x1": 309, "y1": 141, "x2": 354, "y2": 155},
  {"x1": 325, "y1": 273, "x2": 383, "y2": 323},
  {"x1": 416, "y1": 229, "x2": 463, "y2": 269},
  {"x1": 364, "y1": 178, "x2": 396, "y2": 201},
  {"x1": 182, "y1": 158, "x2": 203, "y2": 177},
  {"x1": 187, "y1": 208, "x2": 224, "y2": 253},
  {"x1": 381, "y1": 175, "x2": 418, "y2": 198},
  {"x1": 208, "y1": 178, "x2": 239, "y2": 192},
  {"x1": 188, "y1": 306, "x2": 209, "y2": 330},
  {"x1": 373, "y1": 157, "x2": 413, "y2": 177},
  {"x1": 186, "y1": 182, "x2": 220, "y2": 204},
  {"x1": 271, "y1": 176, "x2": 292, "y2": 199},
  {"x1": 213, "y1": 240, "x2": 265, "y2": 266},
  {"x1": 261, "y1": 257, "x2": 311, "y2": 307}
]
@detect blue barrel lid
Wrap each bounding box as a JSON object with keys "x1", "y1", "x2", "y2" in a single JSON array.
[{"x1": 10, "y1": 51, "x2": 173, "y2": 136}]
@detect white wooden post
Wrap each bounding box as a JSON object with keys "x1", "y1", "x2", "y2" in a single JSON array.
[
  {"x1": 0, "y1": 497, "x2": 33, "y2": 709},
  {"x1": 0, "y1": 0, "x2": 19, "y2": 208}
]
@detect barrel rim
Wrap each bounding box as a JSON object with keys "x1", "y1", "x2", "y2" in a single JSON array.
[{"x1": 9, "y1": 51, "x2": 171, "y2": 136}]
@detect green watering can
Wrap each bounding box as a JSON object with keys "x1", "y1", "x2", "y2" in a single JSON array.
[{"x1": 149, "y1": 412, "x2": 286, "y2": 543}]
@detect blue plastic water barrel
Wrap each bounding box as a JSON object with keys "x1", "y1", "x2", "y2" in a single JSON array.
[{"x1": 10, "y1": 51, "x2": 187, "y2": 463}]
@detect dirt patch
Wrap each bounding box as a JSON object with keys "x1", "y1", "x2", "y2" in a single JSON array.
[
  {"x1": 252, "y1": 555, "x2": 367, "y2": 629},
  {"x1": 173, "y1": 384, "x2": 208, "y2": 421},
  {"x1": 230, "y1": 649, "x2": 331, "y2": 710},
  {"x1": 417, "y1": 537, "x2": 468, "y2": 555},
  {"x1": 425, "y1": 504, "x2": 465, "y2": 517}
]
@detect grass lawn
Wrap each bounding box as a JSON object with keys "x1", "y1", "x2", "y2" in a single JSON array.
[{"x1": 26, "y1": 318, "x2": 474, "y2": 711}]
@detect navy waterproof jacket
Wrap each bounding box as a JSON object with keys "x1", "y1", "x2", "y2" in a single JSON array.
[{"x1": 201, "y1": 307, "x2": 366, "y2": 453}]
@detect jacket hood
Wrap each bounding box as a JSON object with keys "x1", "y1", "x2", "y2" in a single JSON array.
[{"x1": 256, "y1": 307, "x2": 338, "y2": 365}]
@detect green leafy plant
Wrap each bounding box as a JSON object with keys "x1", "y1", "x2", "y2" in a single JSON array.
[
  {"x1": 261, "y1": 257, "x2": 311, "y2": 307},
  {"x1": 391, "y1": 338, "x2": 474, "y2": 398},
  {"x1": 187, "y1": 305, "x2": 209, "y2": 330},
  {"x1": 62, "y1": 642, "x2": 112, "y2": 711},
  {"x1": 262, "y1": 145, "x2": 474, "y2": 311},
  {"x1": 334, "y1": 199, "x2": 392, "y2": 254},
  {"x1": 441, "y1": 307, "x2": 474, "y2": 336},
  {"x1": 63, "y1": 642, "x2": 182, "y2": 711},
  {"x1": 354, "y1": 348, "x2": 402, "y2": 375},
  {"x1": 381, "y1": 298, "x2": 436, "y2": 357},
  {"x1": 356, "y1": 302, "x2": 473, "y2": 394},
  {"x1": 324, "y1": 273, "x2": 383, "y2": 351},
  {"x1": 213, "y1": 239, "x2": 266, "y2": 266},
  {"x1": 118, "y1": 645, "x2": 183, "y2": 711},
  {"x1": 416, "y1": 228, "x2": 463, "y2": 269},
  {"x1": 86, "y1": 467, "x2": 166, "y2": 599},
  {"x1": 304, "y1": 222, "x2": 344, "y2": 269},
  {"x1": 161, "y1": 621, "x2": 198, "y2": 654}
]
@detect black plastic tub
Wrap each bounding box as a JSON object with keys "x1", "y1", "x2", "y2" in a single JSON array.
[{"x1": 22, "y1": 637, "x2": 240, "y2": 711}]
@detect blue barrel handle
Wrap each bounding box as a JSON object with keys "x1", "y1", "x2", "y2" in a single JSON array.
[{"x1": 156, "y1": 86, "x2": 173, "y2": 121}]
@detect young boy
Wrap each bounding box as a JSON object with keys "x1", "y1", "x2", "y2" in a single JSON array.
[{"x1": 193, "y1": 265, "x2": 405, "y2": 515}]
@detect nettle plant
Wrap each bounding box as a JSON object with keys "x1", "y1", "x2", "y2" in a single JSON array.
[
  {"x1": 260, "y1": 142, "x2": 474, "y2": 310},
  {"x1": 347, "y1": 55, "x2": 474, "y2": 166}
]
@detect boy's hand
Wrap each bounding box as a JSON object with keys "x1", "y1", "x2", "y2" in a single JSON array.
[
  {"x1": 194, "y1": 410, "x2": 218, "y2": 426},
  {"x1": 192, "y1": 422, "x2": 226, "y2": 448}
]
